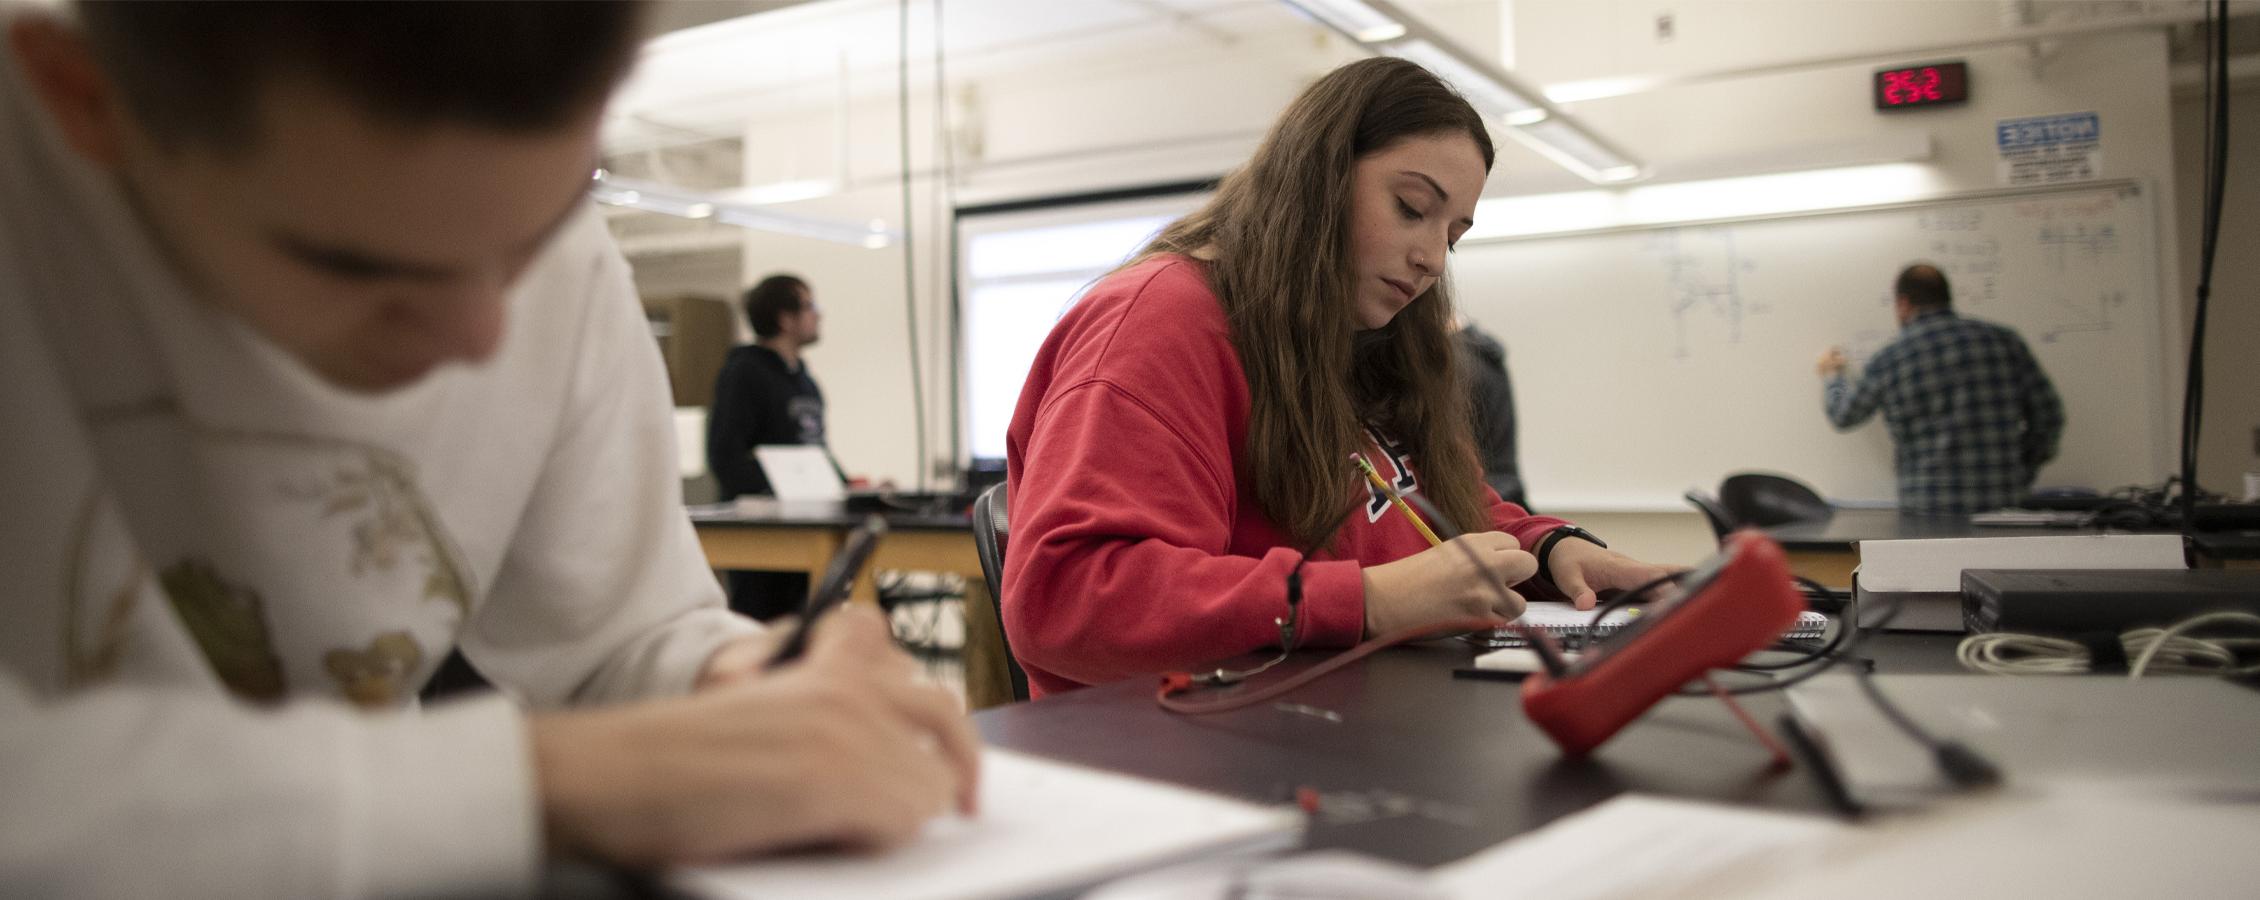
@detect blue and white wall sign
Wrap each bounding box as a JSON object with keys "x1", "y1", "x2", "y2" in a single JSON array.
[{"x1": 1995, "y1": 112, "x2": 2101, "y2": 185}]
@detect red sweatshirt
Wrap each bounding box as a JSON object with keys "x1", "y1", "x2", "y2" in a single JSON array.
[{"x1": 1003, "y1": 255, "x2": 1571, "y2": 697}]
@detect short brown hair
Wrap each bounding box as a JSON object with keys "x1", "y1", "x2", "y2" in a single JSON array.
[
  {"x1": 744, "y1": 274, "x2": 810, "y2": 339},
  {"x1": 73, "y1": 0, "x2": 646, "y2": 155}
]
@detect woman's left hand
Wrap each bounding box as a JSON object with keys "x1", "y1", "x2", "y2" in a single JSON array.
[{"x1": 1540, "y1": 538, "x2": 1681, "y2": 610}]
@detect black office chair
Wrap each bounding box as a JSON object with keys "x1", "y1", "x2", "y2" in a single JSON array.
[
  {"x1": 969, "y1": 483, "x2": 1030, "y2": 704},
  {"x1": 1683, "y1": 489, "x2": 1736, "y2": 542},
  {"x1": 1718, "y1": 472, "x2": 1833, "y2": 528}
]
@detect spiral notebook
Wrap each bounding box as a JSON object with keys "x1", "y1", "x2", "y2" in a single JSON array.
[{"x1": 1469, "y1": 601, "x2": 1829, "y2": 650}]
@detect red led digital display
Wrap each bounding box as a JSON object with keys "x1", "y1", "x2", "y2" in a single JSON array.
[{"x1": 1874, "y1": 61, "x2": 1969, "y2": 109}]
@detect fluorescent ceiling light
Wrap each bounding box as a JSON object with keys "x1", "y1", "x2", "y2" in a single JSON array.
[
  {"x1": 1621, "y1": 163, "x2": 1936, "y2": 225},
  {"x1": 1511, "y1": 118, "x2": 1637, "y2": 180},
  {"x1": 1276, "y1": 0, "x2": 1643, "y2": 185},
  {"x1": 1543, "y1": 76, "x2": 1662, "y2": 105},
  {"x1": 1384, "y1": 39, "x2": 1543, "y2": 119},
  {"x1": 727, "y1": 178, "x2": 839, "y2": 206},
  {"x1": 1356, "y1": 22, "x2": 1407, "y2": 42},
  {"x1": 1459, "y1": 163, "x2": 1940, "y2": 242},
  {"x1": 1281, "y1": 0, "x2": 1406, "y2": 44},
  {"x1": 591, "y1": 173, "x2": 898, "y2": 247}
]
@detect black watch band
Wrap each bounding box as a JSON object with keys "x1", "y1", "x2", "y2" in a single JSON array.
[{"x1": 1535, "y1": 525, "x2": 1607, "y2": 584}]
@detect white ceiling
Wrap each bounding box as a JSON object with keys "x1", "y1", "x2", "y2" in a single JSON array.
[{"x1": 606, "y1": 0, "x2": 1293, "y2": 151}]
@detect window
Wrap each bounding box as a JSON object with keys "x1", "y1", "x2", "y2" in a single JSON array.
[{"x1": 956, "y1": 191, "x2": 1205, "y2": 467}]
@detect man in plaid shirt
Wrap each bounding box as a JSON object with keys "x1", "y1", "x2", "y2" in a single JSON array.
[{"x1": 1818, "y1": 264, "x2": 2066, "y2": 514}]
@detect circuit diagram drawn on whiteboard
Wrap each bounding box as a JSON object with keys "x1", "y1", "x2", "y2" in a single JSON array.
[{"x1": 1452, "y1": 182, "x2": 2166, "y2": 509}]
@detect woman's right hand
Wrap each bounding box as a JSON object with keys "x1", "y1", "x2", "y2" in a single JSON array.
[{"x1": 1359, "y1": 532, "x2": 1537, "y2": 637}]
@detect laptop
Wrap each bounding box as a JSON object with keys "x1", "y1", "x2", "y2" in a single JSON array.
[{"x1": 753, "y1": 444, "x2": 847, "y2": 504}]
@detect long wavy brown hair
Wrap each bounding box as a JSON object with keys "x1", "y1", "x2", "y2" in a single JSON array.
[{"x1": 1124, "y1": 57, "x2": 1497, "y2": 550}]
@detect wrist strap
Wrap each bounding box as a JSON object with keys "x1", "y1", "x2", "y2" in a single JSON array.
[{"x1": 1536, "y1": 527, "x2": 1603, "y2": 584}]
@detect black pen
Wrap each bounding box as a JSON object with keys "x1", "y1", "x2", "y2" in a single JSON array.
[
  {"x1": 765, "y1": 515, "x2": 888, "y2": 669},
  {"x1": 1451, "y1": 667, "x2": 1529, "y2": 682}
]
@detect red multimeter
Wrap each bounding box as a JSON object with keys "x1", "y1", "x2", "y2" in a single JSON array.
[{"x1": 1519, "y1": 529, "x2": 1807, "y2": 757}]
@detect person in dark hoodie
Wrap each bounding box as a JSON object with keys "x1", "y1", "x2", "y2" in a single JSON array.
[{"x1": 706, "y1": 273, "x2": 830, "y2": 619}]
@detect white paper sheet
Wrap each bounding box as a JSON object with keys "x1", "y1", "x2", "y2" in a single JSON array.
[
  {"x1": 672, "y1": 748, "x2": 1303, "y2": 900},
  {"x1": 1721, "y1": 784, "x2": 2260, "y2": 899},
  {"x1": 1427, "y1": 794, "x2": 1848, "y2": 900}
]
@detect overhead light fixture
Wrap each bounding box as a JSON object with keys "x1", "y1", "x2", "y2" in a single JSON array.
[
  {"x1": 1543, "y1": 76, "x2": 1664, "y2": 105},
  {"x1": 728, "y1": 178, "x2": 839, "y2": 206},
  {"x1": 590, "y1": 172, "x2": 899, "y2": 247},
  {"x1": 1356, "y1": 22, "x2": 1407, "y2": 42},
  {"x1": 1283, "y1": 0, "x2": 1409, "y2": 44},
  {"x1": 1382, "y1": 38, "x2": 1545, "y2": 121},
  {"x1": 1513, "y1": 118, "x2": 1643, "y2": 183},
  {"x1": 1457, "y1": 163, "x2": 1940, "y2": 243},
  {"x1": 1278, "y1": 0, "x2": 1644, "y2": 185}
]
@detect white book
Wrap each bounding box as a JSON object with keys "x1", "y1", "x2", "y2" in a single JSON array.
[
  {"x1": 1852, "y1": 534, "x2": 2186, "y2": 631},
  {"x1": 1428, "y1": 794, "x2": 1847, "y2": 900},
  {"x1": 1855, "y1": 534, "x2": 2184, "y2": 593},
  {"x1": 671, "y1": 748, "x2": 1304, "y2": 900}
]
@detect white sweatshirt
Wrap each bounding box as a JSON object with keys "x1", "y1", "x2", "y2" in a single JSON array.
[{"x1": 0, "y1": 15, "x2": 758, "y2": 898}]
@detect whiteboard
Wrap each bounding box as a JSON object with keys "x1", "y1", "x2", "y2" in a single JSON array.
[{"x1": 1452, "y1": 181, "x2": 2168, "y2": 510}]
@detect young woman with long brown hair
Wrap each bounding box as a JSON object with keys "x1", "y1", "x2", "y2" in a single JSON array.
[{"x1": 1000, "y1": 57, "x2": 1671, "y2": 697}]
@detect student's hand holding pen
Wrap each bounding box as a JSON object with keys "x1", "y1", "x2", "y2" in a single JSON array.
[
  {"x1": 531, "y1": 605, "x2": 980, "y2": 866},
  {"x1": 693, "y1": 625, "x2": 799, "y2": 690},
  {"x1": 1358, "y1": 532, "x2": 1535, "y2": 637}
]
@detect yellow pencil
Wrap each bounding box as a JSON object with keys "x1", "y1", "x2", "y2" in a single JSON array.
[{"x1": 1354, "y1": 455, "x2": 1443, "y2": 547}]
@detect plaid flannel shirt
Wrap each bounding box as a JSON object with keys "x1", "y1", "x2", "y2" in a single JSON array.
[{"x1": 1825, "y1": 310, "x2": 2065, "y2": 514}]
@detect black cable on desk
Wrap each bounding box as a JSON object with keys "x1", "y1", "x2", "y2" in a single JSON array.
[{"x1": 1852, "y1": 662, "x2": 2000, "y2": 789}]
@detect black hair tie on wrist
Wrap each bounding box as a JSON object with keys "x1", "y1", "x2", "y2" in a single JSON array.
[{"x1": 1535, "y1": 525, "x2": 1606, "y2": 585}]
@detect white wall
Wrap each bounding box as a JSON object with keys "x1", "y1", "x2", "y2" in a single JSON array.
[
  {"x1": 1498, "y1": 2, "x2": 2190, "y2": 534},
  {"x1": 670, "y1": 1, "x2": 2204, "y2": 541},
  {"x1": 2173, "y1": 83, "x2": 2260, "y2": 496},
  {"x1": 1493, "y1": 36, "x2": 2185, "y2": 509}
]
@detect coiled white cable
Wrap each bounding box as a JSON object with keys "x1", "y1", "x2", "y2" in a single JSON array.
[
  {"x1": 1956, "y1": 632, "x2": 2092, "y2": 675},
  {"x1": 2127, "y1": 611, "x2": 2260, "y2": 679},
  {"x1": 1956, "y1": 611, "x2": 2260, "y2": 678}
]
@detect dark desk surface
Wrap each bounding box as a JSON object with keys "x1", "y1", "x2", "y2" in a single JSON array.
[
  {"x1": 2188, "y1": 529, "x2": 2260, "y2": 560},
  {"x1": 1764, "y1": 507, "x2": 2108, "y2": 550},
  {"x1": 974, "y1": 632, "x2": 1963, "y2": 869}
]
